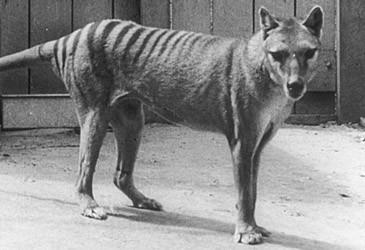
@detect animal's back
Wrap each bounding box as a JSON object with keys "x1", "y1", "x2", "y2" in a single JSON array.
[
  {"x1": 0, "y1": 19, "x2": 246, "y2": 131},
  {"x1": 71, "y1": 19, "x2": 243, "y2": 130}
]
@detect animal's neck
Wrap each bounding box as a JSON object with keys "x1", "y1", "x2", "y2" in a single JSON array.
[
  {"x1": 246, "y1": 31, "x2": 266, "y2": 70},
  {"x1": 245, "y1": 32, "x2": 273, "y2": 90}
]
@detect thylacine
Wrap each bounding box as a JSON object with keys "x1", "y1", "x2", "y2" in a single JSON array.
[{"x1": 0, "y1": 6, "x2": 323, "y2": 244}]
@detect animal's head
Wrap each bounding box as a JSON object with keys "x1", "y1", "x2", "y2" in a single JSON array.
[{"x1": 259, "y1": 6, "x2": 323, "y2": 100}]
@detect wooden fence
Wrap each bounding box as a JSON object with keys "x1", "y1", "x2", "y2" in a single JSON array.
[
  {"x1": 0, "y1": 0, "x2": 364, "y2": 128},
  {"x1": 141, "y1": 0, "x2": 337, "y2": 124},
  {"x1": 0, "y1": 0, "x2": 140, "y2": 95}
]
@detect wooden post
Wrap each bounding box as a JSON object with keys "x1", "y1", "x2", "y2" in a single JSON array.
[{"x1": 337, "y1": 0, "x2": 365, "y2": 123}]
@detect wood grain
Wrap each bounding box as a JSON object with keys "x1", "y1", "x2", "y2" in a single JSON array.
[
  {"x1": 296, "y1": 0, "x2": 335, "y2": 50},
  {"x1": 0, "y1": 0, "x2": 29, "y2": 94},
  {"x1": 29, "y1": 0, "x2": 71, "y2": 94},
  {"x1": 337, "y1": 1, "x2": 365, "y2": 123},
  {"x1": 141, "y1": 0, "x2": 170, "y2": 28},
  {"x1": 73, "y1": 0, "x2": 112, "y2": 29},
  {"x1": 308, "y1": 50, "x2": 336, "y2": 91},
  {"x1": 172, "y1": 0, "x2": 211, "y2": 33},
  {"x1": 295, "y1": 91, "x2": 336, "y2": 115},
  {"x1": 213, "y1": 0, "x2": 253, "y2": 38},
  {"x1": 114, "y1": 0, "x2": 141, "y2": 23},
  {"x1": 254, "y1": 0, "x2": 294, "y2": 32}
]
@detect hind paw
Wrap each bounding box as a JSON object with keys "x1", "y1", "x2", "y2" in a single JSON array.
[
  {"x1": 81, "y1": 206, "x2": 108, "y2": 220},
  {"x1": 133, "y1": 198, "x2": 163, "y2": 211}
]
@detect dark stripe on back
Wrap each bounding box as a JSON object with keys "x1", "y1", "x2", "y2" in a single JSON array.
[
  {"x1": 120, "y1": 27, "x2": 145, "y2": 60},
  {"x1": 69, "y1": 28, "x2": 85, "y2": 97},
  {"x1": 157, "y1": 30, "x2": 180, "y2": 57},
  {"x1": 71, "y1": 29, "x2": 82, "y2": 57},
  {"x1": 179, "y1": 32, "x2": 196, "y2": 49},
  {"x1": 171, "y1": 32, "x2": 196, "y2": 59},
  {"x1": 53, "y1": 39, "x2": 61, "y2": 73},
  {"x1": 187, "y1": 34, "x2": 203, "y2": 49},
  {"x1": 86, "y1": 22, "x2": 100, "y2": 70},
  {"x1": 101, "y1": 21, "x2": 120, "y2": 41},
  {"x1": 132, "y1": 29, "x2": 159, "y2": 64},
  {"x1": 163, "y1": 32, "x2": 190, "y2": 60},
  {"x1": 88, "y1": 21, "x2": 120, "y2": 76},
  {"x1": 112, "y1": 23, "x2": 135, "y2": 52},
  {"x1": 70, "y1": 29, "x2": 82, "y2": 89},
  {"x1": 202, "y1": 36, "x2": 219, "y2": 49},
  {"x1": 139, "y1": 29, "x2": 169, "y2": 68},
  {"x1": 179, "y1": 34, "x2": 203, "y2": 59},
  {"x1": 61, "y1": 34, "x2": 71, "y2": 73}
]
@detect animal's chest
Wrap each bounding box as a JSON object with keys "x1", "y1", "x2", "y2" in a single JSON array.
[{"x1": 256, "y1": 91, "x2": 293, "y2": 127}]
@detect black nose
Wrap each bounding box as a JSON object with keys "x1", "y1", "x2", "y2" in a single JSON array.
[{"x1": 287, "y1": 80, "x2": 304, "y2": 99}]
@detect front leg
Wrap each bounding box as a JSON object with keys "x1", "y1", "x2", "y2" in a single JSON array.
[{"x1": 229, "y1": 129, "x2": 271, "y2": 244}]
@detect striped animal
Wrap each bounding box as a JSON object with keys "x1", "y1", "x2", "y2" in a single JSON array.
[{"x1": 0, "y1": 6, "x2": 323, "y2": 244}]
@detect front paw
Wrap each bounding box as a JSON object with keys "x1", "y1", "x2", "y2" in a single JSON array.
[{"x1": 233, "y1": 225, "x2": 270, "y2": 244}]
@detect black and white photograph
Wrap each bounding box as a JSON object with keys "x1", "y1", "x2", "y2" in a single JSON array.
[{"x1": 0, "y1": 0, "x2": 364, "y2": 249}]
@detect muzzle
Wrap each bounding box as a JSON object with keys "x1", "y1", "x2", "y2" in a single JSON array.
[{"x1": 287, "y1": 79, "x2": 305, "y2": 100}]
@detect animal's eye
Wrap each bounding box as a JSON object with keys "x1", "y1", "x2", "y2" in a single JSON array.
[
  {"x1": 304, "y1": 48, "x2": 317, "y2": 59},
  {"x1": 269, "y1": 51, "x2": 288, "y2": 62}
]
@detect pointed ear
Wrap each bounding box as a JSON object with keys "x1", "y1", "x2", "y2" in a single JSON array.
[
  {"x1": 259, "y1": 6, "x2": 279, "y2": 39},
  {"x1": 302, "y1": 6, "x2": 324, "y2": 39}
]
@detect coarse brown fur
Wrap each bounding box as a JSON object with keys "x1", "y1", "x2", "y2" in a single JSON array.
[{"x1": 0, "y1": 6, "x2": 323, "y2": 244}]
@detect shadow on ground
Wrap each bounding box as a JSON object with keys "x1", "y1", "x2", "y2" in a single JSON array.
[{"x1": 108, "y1": 206, "x2": 347, "y2": 250}]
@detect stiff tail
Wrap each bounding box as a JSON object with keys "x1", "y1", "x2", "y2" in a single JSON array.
[{"x1": 0, "y1": 42, "x2": 54, "y2": 72}]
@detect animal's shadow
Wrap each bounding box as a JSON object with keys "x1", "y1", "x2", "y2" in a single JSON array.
[
  {"x1": 107, "y1": 205, "x2": 348, "y2": 250},
  {"x1": 0, "y1": 189, "x2": 350, "y2": 249}
]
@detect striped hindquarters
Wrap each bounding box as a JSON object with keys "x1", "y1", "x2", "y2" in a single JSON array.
[
  {"x1": 0, "y1": 18, "x2": 230, "y2": 82},
  {"x1": 38, "y1": 19, "x2": 226, "y2": 80},
  {"x1": 105, "y1": 21, "x2": 220, "y2": 70}
]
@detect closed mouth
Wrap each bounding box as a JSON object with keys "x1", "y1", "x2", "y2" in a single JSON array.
[{"x1": 288, "y1": 89, "x2": 304, "y2": 99}]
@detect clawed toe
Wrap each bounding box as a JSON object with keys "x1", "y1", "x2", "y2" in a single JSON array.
[
  {"x1": 234, "y1": 225, "x2": 270, "y2": 244},
  {"x1": 134, "y1": 198, "x2": 163, "y2": 211},
  {"x1": 256, "y1": 225, "x2": 271, "y2": 237},
  {"x1": 81, "y1": 206, "x2": 108, "y2": 220}
]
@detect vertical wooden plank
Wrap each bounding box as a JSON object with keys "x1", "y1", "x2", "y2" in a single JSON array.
[
  {"x1": 296, "y1": 1, "x2": 336, "y2": 117},
  {"x1": 254, "y1": 0, "x2": 294, "y2": 32},
  {"x1": 296, "y1": 0, "x2": 335, "y2": 50},
  {"x1": 140, "y1": 0, "x2": 170, "y2": 28},
  {"x1": 213, "y1": 0, "x2": 253, "y2": 38},
  {"x1": 307, "y1": 51, "x2": 335, "y2": 91},
  {"x1": 337, "y1": 0, "x2": 365, "y2": 123},
  {"x1": 29, "y1": 0, "x2": 72, "y2": 94},
  {"x1": 114, "y1": 0, "x2": 141, "y2": 23},
  {"x1": 172, "y1": 0, "x2": 211, "y2": 33},
  {"x1": 0, "y1": 0, "x2": 28, "y2": 94},
  {"x1": 73, "y1": 0, "x2": 113, "y2": 30},
  {"x1": 297, "y1": 0, "x2": 336, "y2": 93}
]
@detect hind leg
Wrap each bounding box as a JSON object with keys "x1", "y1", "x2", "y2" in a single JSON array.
[
  {"x1": 110, "y1": 99, "x2": 162, "y2": 211},
  {"x1": 76, "y1": 109, "x2": 109, "y2": 219}
]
